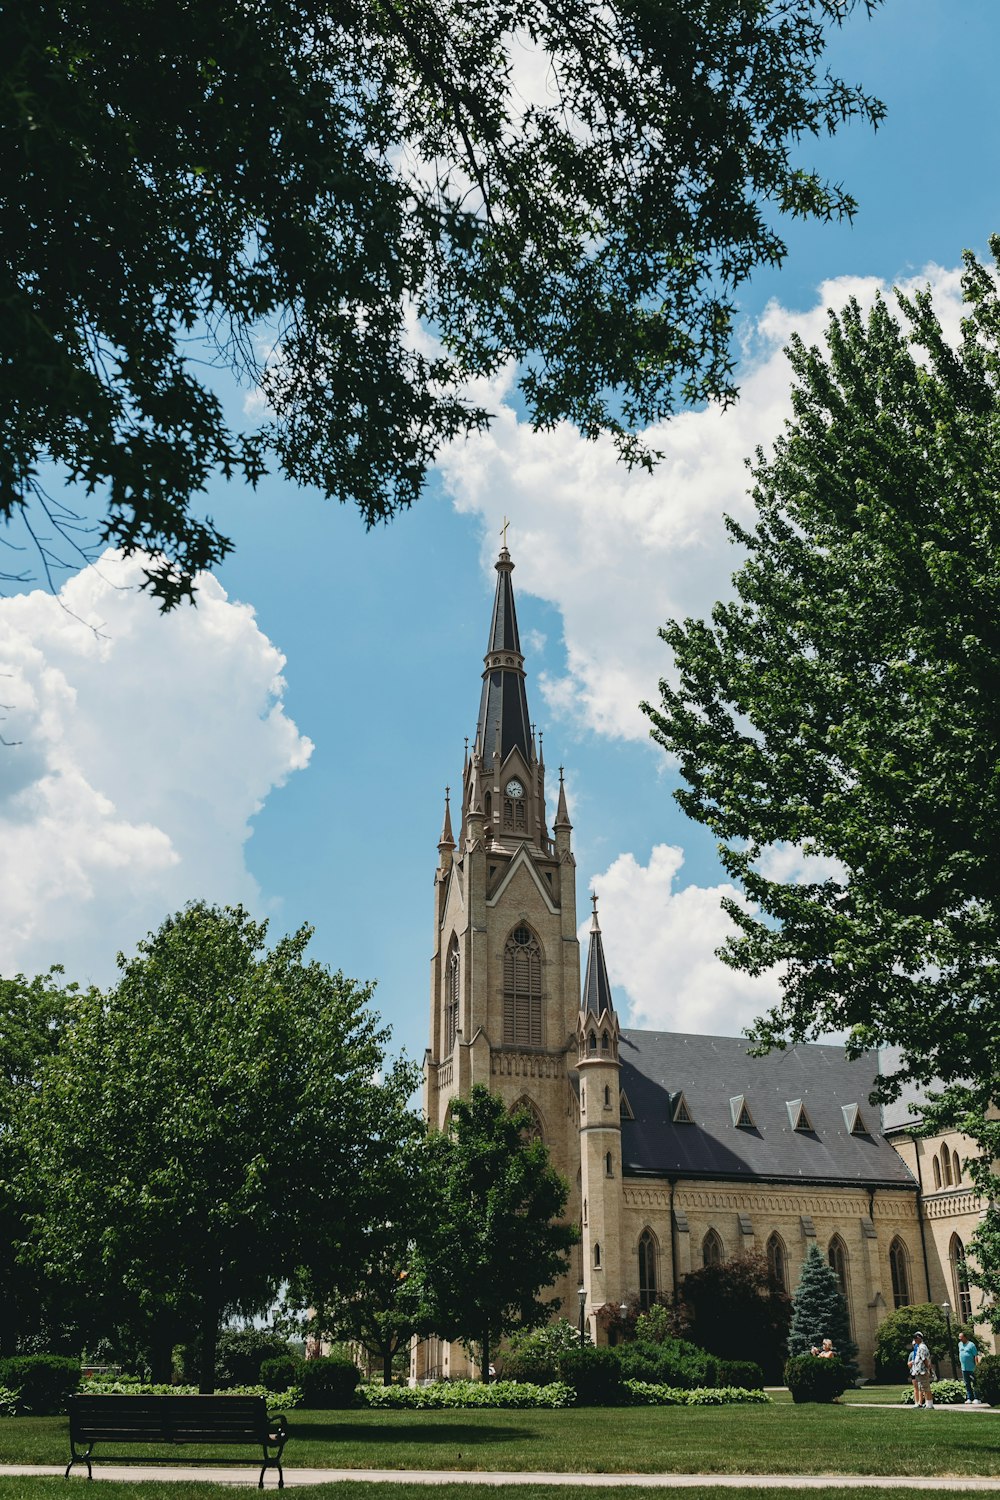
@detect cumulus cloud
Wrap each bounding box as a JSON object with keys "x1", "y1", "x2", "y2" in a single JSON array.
[
  {"x1": 0, "y1": 552, "x2": 312, "y2": 986},
  {"x1": 439, "y1": 261, "x2": 968, "y2": 742},
  {"x1": 583, "y1": 846, "x2": 781, "y2": 1037}
]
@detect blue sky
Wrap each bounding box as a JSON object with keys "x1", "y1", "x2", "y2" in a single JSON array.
[{"x1": 2, "y1": 0, "x2": 999, "y2": 1070}]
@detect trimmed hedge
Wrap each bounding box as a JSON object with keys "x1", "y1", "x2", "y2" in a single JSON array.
[
  {"x1": 976, "y1": 1354, "x2": 1000, "y2": 1405},
  {"x1": 623, "y1": 1382, "x2": 771, "y2": 1406},
  {"x1": 617, "y1": 1338, "x2": 717, "y2": 1389},
  {"x1": 717, "y1": 1360, "x2": 765, "y2": 1390},
  {"x1": 784, "y1": 1354, "x2": 849, "y2": 1404},
  {"x1": 298, "y1": 1355, "x2": 360, "y2": 1409},
  {"x1": 0, "y1": 1355, "x2": 80, "y2": 1415},
  {"x1": 79, "y1": 1381, "x2": 299, "y2": 1419},
  {"x1": 362, "y1": 1380, "x2": 575, "y2": 1409},
  {"x1": 259, "y1": 1354, "x2": 305, "y2": 1391},
  {"x1": 358, "y1": 1378, "x2": 767, "y2": 1410}
]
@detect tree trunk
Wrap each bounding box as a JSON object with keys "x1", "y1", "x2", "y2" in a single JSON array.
[
  {"x1": 198, "y1": 1301, "x2": 219, "y2": 1394},
  {"x1": 382, "y1": 1342, "x2": 393, "y2": 1385},
  {"x1": 481, "y1": 1327, "x2": 490, "y2": 1384},
  {"x1": 149, "y1": 1325, "x2": 173, "y2": 1385}
]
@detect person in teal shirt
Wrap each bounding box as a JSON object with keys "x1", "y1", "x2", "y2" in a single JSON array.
[{"x1": 958, "y1": 1335, "x2": 980, "y2": 1403}]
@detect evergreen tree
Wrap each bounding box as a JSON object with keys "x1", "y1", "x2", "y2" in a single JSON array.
[{"x1": 789, "y1": 1245, "x2": 859, "y2": 1379}]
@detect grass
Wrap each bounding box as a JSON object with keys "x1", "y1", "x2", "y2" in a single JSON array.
[
  {"x1": 2, "y1": 1402, "x2": 1000, "y2": 1478},
  {"x1": 2, "y1": 1487, "x2": 997, "y2": 1500}
]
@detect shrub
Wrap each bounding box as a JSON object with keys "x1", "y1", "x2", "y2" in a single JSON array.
[
  {"x1": 784, "y1": 1354, "x2": 849, "y2": 1404},
  {"x1": 361, "y1": 1379, "x2": 574, "y2": 1409},
  {"x1": 259, "y1": 1354, "x2": 305, "y2": 1391},
  {"x1": 622, "y1": 1381, "x2": 770, "y2": 1406},
  {"x1": 873, "y1": 1304, "x2": 949, "y2": 1380},
  {"x1": 0, "y1": 1355, "x2": 81, "y2": 1415},
  {"x1": 674, "y1": 1252, "x2": 791, "y2": 1382},
  {"x1": 900, "y1": 1379, "x2": 967, "y2": 1405},
  {"x1": 299, "y1": 1355, "x2": 360, "y2": 1408},
  {"x1": 78, "y1": 1380, "x2": 299, "y2": 1419},
  {"x1": 558, "y1": 1346, "x2": 624, "y2": 1405},
  {"x1": 975, "y1": 1354, "x2": 1000, "y2": 1405},
  {"x1": 717, "y1": 1359, "x2": 765, "y2": 1390},
  {"x1": 617, "y1": 1337, "x2": 717, "y2": 1389},
  {"x1": 502, "y1": 1320, "x2": 588, "y2": 1384},
  {"x1": 215, "y1": 1329, "x2": 292, "y2": 1388}
]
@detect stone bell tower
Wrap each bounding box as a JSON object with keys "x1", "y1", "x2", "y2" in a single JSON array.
[{"x1": 420, "y1": 544, "x2": 582, "y2": 1375}]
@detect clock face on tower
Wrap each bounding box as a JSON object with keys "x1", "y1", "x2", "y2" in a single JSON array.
[{"x1": 505, "y1": 779, "x2": 524, "y2": 799}]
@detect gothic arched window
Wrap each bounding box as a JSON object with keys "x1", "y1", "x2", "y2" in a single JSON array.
[
  {"x1": 828, "y1": 1235, "x2": 849, "y2": 1298},
  {"x1": 953, "y1": 1149, "x2": 962, "y2": 1185},
  {"x1": 503, "y1": 925, "x2": 542, "y2": 1046},
  {"x1": 950, "y1": 1233, "x2": 973, "y2": 1321},
  {"x1": 594, "y1": 1241, "x2": 601, "y2": 1268},
  {"x1": 638, "y1": 1229, "x2": 657, "y2": 1310},
  {"x1": 604, "y1": 1085, "x2": 611, "y2": 1107},
  {"x1": 605, "y1": 1151, "x2": 614, "y2": 1177},
  {"x1": 446, "y1": 936, "x2": 460, "y2": 1054},
  {"x1": 933, "y1": 1155, "x2": 942, "y2": 1190},
  {"x1": 889, "y1": 1237, "x2": 911, "y2": 1309},
  {"x1": 766, "y1": 1232, "x2": 787, "y2": 1290},
  {"x1": 512, "y1": 1096, "x2": 543, "y2": 1141},
  {"x1": 503, "y1": 795, "x2": 526, "y2": 833},
  {"x1": 941, "y1": 1144, "x2": 953, "y2": 1187},
  {"x1": 703, "y1": 1229, "x2": 724, "y2": 1267}
]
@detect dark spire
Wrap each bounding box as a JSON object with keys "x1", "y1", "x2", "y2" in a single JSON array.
[
  {"x1": 554, "y1": 766, "x2": 571, "y2": 828},
  {"x1": 475, "y1": 547, "x2": 532, "y2": 767},
  {"x1": 438, "y1": 786, "x2": 455, "y2": 852},
  {"x1": 582, "y1": 892, "x2": 615, "y2": 1016}
]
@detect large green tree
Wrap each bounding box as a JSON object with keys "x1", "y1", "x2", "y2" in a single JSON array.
[
  {"x1": 415, "y1": 1086, "x2": 576, "y2": 1381},
  {"x1": 644, "y1": 239, "x2": 1000, "y2": 1309},
  {"x1": 21, "y1": 902, "x2": 413, "y2": 1389},
  {"x1": 645, "y1": 240, "x2": 1000, "y2": 1100},
  {"x1": 0, "y1": 968, "x2": 79, "y2": 1356},
  {"x1": 295, "y1": 1102, "x2": 436, "y2": 1385},
  {"x1": 3, "y1": 0, "x2": 884, "y2": 605}
]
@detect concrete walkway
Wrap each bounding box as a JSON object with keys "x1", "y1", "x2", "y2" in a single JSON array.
[{"x1": 7, "y1": 1467, "x2": 1000, "y2": 1491}]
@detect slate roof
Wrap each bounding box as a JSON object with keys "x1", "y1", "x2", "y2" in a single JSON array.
[
  {"x1": 619, "y1": 1029, "x2": 916, "y2": 1188},
  {"x1": 582, "y1": 911, "x2": 614, "y2": 1016},
  {"x1": 476, "y1": 551, "x2": 532, "y2": 765}
]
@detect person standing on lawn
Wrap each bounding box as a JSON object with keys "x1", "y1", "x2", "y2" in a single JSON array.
[
  {"x1": 912, "y1": 1331, "x2": 934, "y2": 1409},
  {"x1": 907, "y1": 1337, "x2": 922, "y2": 1407},
  {"x1": 958, "y1": 1333, "x2": 980, "y2": 1404}
]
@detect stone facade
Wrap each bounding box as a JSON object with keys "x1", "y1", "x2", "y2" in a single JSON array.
[{"x1": 417, "y1": 547, "x2": 991, "y2": 1381}]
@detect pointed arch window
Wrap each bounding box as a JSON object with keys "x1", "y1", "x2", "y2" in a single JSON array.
[
  {"x1": 950, "y1": 1234, "x2": 973, "y2": 1321},
  {"x1": 503, "y1": 794, "x2": 526, "y2": 833},
  {"x1": 933, "y1": 1155, "x2": 942, "y2": 1190},
  {"x1": 703, "y1": 1229, "x2": 724, "y2": 1267},
  {"x1": 766, "y1": 1232, "x2": 787, "y2": 1290},
  {"x1": 512, "y1": 1096, "x2": 543, "y2": 1141},
  {"x1": 605, "y1": 1151, "x2": 614, "y2": 1177},
  {"x1": 503, "y1": 925, "x2": 543, "y2": 1046},
  {"x1": 594, "y1": 1241, "x2": 601, "y2": 1268},
  {"x1": 889, "y1": 1237, "x2": 911, "y2": 1309},
  {"x1": 638, "y1": 1229, "x2": 657, "y2": 1311},
  {"x1": 604, "y1": 1084, "x2": 611, "y2": 1108},
  {"x1": 941, "y1": 1144, "x2": 953, "y2": 1187},
  {"x1": 601, "y1": 1030, "x2": 610, "y2": 1052},
  {"x1": 953, "y1": 1149, "x2": 962, "y2": 1185},
  {"x1": 828, "y1": 1235, "x2": 849, "y2": 1299},
  {"x1": 446, "y1": 936, "x2": 460, "y2": 1055}
]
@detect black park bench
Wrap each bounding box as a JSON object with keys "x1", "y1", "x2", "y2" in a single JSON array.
[{"x1": 65, "y1": 1393, "x2": 290, "y2": 1488}]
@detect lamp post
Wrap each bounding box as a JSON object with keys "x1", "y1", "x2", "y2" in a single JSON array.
[
  {"x1": 942, "y1": 1301, "x2": 956, "y2": 1378},
  {"x1": 619, "y1": 1301, "x2": 629, "y2": 1345},
  {"x1": 578, "y1": 1284, "x2": 586, "y2": 1347}
]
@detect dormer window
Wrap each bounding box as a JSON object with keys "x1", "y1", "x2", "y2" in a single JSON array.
[
  {"x1": 730, "y1": 1095, "x2": 755, "y2": 1129},
  {"x1": 787, "y1": 1099, "x2": 813, "y2": 1133}
]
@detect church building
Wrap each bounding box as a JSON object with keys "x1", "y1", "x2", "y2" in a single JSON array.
[{"x1": 418, "y1": 545, "x2": 989, "y2": 1380}]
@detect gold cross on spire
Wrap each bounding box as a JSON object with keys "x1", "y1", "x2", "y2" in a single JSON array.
[{"x1": 500, "y1": 515, "x2": 510, "y2": 548}]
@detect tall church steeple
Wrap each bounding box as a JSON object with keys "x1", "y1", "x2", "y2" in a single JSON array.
[{"x1": 475, "y1": 546, "x2": 533, "y2": 769}]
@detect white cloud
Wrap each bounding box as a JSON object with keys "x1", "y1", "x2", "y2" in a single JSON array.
[
  {"x1": 0, "y1": 552, "x2": 313, "y2": 985},
  {"x1": 583, "y1": 846, "x2": 781, "y2": 1037},
  {"x1": 439, "y1": 262, "x2": 969, "y2": 743}
]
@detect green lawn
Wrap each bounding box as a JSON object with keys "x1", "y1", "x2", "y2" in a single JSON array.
[
  {"x1": 2, "y1": 1403, "x2": 999, "y2": 1478},
  {"x1": 1, "y1": 1486, "x2": 994, "y2": 1500}
]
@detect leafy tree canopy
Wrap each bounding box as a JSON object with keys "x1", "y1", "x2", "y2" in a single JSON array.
[
  {"x1": 671, "y1": 1251, "x2": 791, "y2": 1380},
  {"x1": 645, "y1": 240, "x2": 1000, "y2": 1104},
  {"x1": 20, "y1": 902, "x2": 416, "y2": 1388},
  {"x1": 873, "y1": 1302, "x2": 950, "y2": 1376},
  {"x1": 414, "y1": 1085, "x2": 576, "y2": 1380},
  {"x1": 4, "y1": 0, "x2": 884, "y2": 605}
]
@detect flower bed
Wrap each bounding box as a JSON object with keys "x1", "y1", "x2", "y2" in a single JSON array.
[{"x1": 358, "y1": 1379, "x2": 769, "y2": 1410}]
